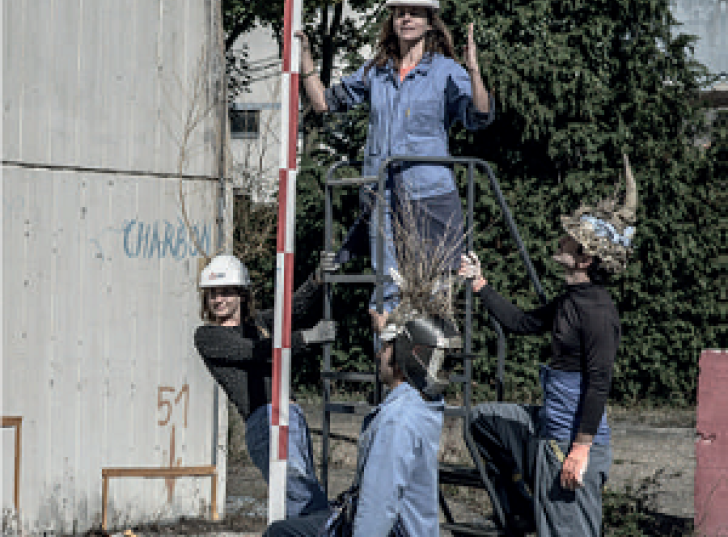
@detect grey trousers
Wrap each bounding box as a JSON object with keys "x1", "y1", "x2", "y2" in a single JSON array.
[{"x1": 470, "y1": 403, "x2": 612, "y2": 537}]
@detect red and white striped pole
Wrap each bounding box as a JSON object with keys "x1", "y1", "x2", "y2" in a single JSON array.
[{"x1": 270, "y1": 0, "x2": 303, "y2": 523}]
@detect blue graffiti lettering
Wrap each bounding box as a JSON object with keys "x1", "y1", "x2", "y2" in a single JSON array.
[
  {"x1": 175, "y1": 221, "x2": 188, "y2": 259},
  {"x1": 123, "y1": 220, "x2": 139, "y2": 258},
  {"x1": 138, "y1": 223, "x2": 150, "y2": 257},
  {"x1": 188, "y1": 223, "x2": 211, "y2": 257},
  {"x1": 122, "y1": 218, "x2": 211, "y2": 260},
  {"x1": 163, "y1": 221, "x2": 176, "y2": 259},
  {"x1": 147, "y1": 223, "x2": 162, "y2": 259}
]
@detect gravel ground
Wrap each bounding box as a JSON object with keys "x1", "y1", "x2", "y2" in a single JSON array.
[{"x1": 85, "y1": 402, "x2": 696, "y2": 536}]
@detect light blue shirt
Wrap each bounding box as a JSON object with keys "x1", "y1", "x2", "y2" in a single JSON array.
[
  {"x1": 325, "y1": 53, "x2": 494, "y2": 200},
  {"x1": 353, "y1": 383, "x2": 444, "y2": 537}
]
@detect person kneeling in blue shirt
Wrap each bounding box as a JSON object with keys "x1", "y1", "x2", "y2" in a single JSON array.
[{"x1": 264, "y1": 314, "x2": 461, "y2": 537}]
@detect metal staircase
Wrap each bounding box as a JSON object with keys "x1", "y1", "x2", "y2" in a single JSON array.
[{"x1": 320, "y1": 156, "x2": 546, "y2": 536}]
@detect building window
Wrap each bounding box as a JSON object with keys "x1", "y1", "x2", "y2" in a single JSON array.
[{"x1": 230, "y1": 109, "x2": 260, "y2": 139}]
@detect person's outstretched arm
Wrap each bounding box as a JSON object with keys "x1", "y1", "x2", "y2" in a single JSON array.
[
  {"x1": 444, "y1": 22, "x2": 494, "y2": 132},
  {"x1": 296, "y1": 31, "x2": 370, "y2": 114},
  {"x1": 194, "y1": 325, "x2": 277, "y2": 364},
  {"x1": 297, "y1": 31, "x2": 328, "y2": 112},
  {"x1": 463, "y1": 22, "x2": 491, "y2": 115},
  {"x1": 256, "y1": 253, "x2": 339, "y2": 332},
  {"x1": 459, "y1": 252, "x2": 554, "y2": 334}
]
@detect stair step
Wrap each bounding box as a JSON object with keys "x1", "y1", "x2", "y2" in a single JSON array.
[
  {"x1": 444, "y1": 405, "x2": 468, "y2": 418},
  {"x1": 439, "y1": 463, "x2": 486, "y2": 488},
  {"x1": 324, "y1": 401, "x2": 374, "y2": 416},
  {"x1": 321, "y1": 371, "x2": 377, "y2": 383},
  {"x1": 441, "y1": 521, "x2": 506, "y2": 536}
]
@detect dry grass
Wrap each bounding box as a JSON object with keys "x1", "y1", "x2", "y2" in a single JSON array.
[{"x1": 372, "y1": 187, "x2": 468, "y2": 325}]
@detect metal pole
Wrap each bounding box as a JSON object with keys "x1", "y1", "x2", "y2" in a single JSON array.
[
  {"x1": 212, "y1": 0, "x2": 227, "y2": 471},
  {"x1": 269, "y1": 0, "x2": 303, "y2": 522},
  {"x1": 321, "y1": 166, "x2": 334, "y2": 495},
  {"x1": 465, "y1": 161, "x2": 474, "y2": 424},
  {"x1": 374, "y1": 163, "x2": 387, "y2": 405}
]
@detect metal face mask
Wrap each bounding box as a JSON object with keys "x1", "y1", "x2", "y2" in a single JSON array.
[{"x1": 392, "y1": 316, "x2": 462, "y2": 398}]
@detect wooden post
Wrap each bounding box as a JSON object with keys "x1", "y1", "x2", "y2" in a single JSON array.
[
  {"x1": 1, "y1": 416, "x2": 23, "y2": 513},
  {"x1": 211, "y1": 470, "x2": 218, "y2": 521},
  {"x1": 102, "y1": 474, "x2": 109, "y2": 530}
]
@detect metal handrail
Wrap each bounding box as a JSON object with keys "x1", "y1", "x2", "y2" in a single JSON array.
[{"x1": 376, "y1": 155, "x2": 546, "y2": 303}]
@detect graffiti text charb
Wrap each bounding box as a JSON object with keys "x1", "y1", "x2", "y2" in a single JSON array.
[{"x1": 123, "y1": 219, "x2": 210, "y2": 259}]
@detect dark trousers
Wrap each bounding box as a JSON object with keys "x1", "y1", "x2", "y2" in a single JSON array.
[
  {"x1": 470, "y1": 402, "x2": 612, "y2": 537},
  {"x1": 335, "y1": 186, "x2": 464, "y2": 313},
  {"x1": 263, "y1": 509, "x2": 331, "y2": 537}
]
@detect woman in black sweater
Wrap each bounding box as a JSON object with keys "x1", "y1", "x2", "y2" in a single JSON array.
[
  {"x1": 194, "y1": 254, "x2": 335, "y2": 518},
  {"x1": 459, "y1": 156, "x2": 637, "y2": 536}
]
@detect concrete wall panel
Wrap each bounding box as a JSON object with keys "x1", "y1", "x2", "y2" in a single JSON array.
[
  {"x1": 4, "y1": 0, "x2": 221, "y2": 176},
  {"x1": 49, "y1": 0, "x2": 82, "y2": 165},
  {"x1": 17, "y1": 0, "x2": 53, "y2": 164},
  {"x1": 2, "y1": 1, "x2": 228, "y2": 533},
  {"x1": 2, "y1": 169, "x2": 226, "y2": 533},
  {"x1": 2, "y1": 0, "x2": 23, "y2": 160}
]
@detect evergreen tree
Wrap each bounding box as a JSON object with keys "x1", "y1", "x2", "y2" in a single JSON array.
[
  {"x1": 441, "y1": 0, "x2": 718, "y2": 404},
  {"x1": 231, "y1": 0, "x2": 719, "y2": 404}
]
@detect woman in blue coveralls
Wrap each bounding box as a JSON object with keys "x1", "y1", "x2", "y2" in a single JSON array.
[{"x1": 298, "y1": 0, "x2": 494, "y2": 331}]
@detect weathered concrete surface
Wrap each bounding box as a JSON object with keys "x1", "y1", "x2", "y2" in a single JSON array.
[
  {"x1": 99, "y1": 402, "x2": 695, "y2": 536},
  {"x1": 219, "y1": 403, "x2": 695, "y2": 534},
  {"x1": 610, "y1": 423, "x2": 695, "y2": 518}
]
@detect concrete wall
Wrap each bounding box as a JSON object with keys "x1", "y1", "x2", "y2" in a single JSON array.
[{"x1": 2, "y1": 1, "x2": 230, "y2": 533}]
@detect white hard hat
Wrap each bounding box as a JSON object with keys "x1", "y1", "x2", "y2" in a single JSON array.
[
  {"x1": 199, "y1": 255, "x2": 251, "y2": 288},
  {"x1": 385, "y1": 0, "x2": 440, "y2": 9}
]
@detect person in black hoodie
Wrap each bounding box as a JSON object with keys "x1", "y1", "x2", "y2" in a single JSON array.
[
  {"x1": 458, "y1": 156, "x2": 638, "y2": 536},
  {"x1": 194, "y1": 254, "x2": 335, "y2": 518}
]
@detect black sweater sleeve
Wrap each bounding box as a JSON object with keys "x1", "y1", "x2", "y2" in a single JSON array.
[
  {"x1": 478, "y1": 285, "x2": 555, "y2": 335},
  {"x1": 194, "y1": 325, "x2": 306, "y2": 364},
  {"x1": 256, "y1": 273, "x2": 321, "y2": 333},
  {"x1": 575, "y1": 302, "x2": 619, "y2": 436}
]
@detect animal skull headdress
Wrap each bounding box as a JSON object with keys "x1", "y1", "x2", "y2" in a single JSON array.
[{"x1": 560, "y1": 154, "x2": 639, "y2": 273}]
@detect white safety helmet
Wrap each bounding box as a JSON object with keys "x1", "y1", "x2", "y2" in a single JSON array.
[
  {"x1": 199, "y1": 255, "x2": 251, "y2": 288},
  {"x1": 385, "y1": 0, "x2": 440, "y2": 10}
]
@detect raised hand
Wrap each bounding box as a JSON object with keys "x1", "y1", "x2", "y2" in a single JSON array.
[
  {"x1": 463, "y1": 23, "x2": 479, "y2": 74},
  {"x1": 459, "y1": 252, "x2": 482, "y2": 280},
  {"x1": 295, "y1": 30, "x2": 314, "y2": 74}
]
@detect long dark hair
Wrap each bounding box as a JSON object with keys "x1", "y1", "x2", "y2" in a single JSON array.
[{"x1": 365, "y1": 9, "x2": 457, "y2": 76}]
